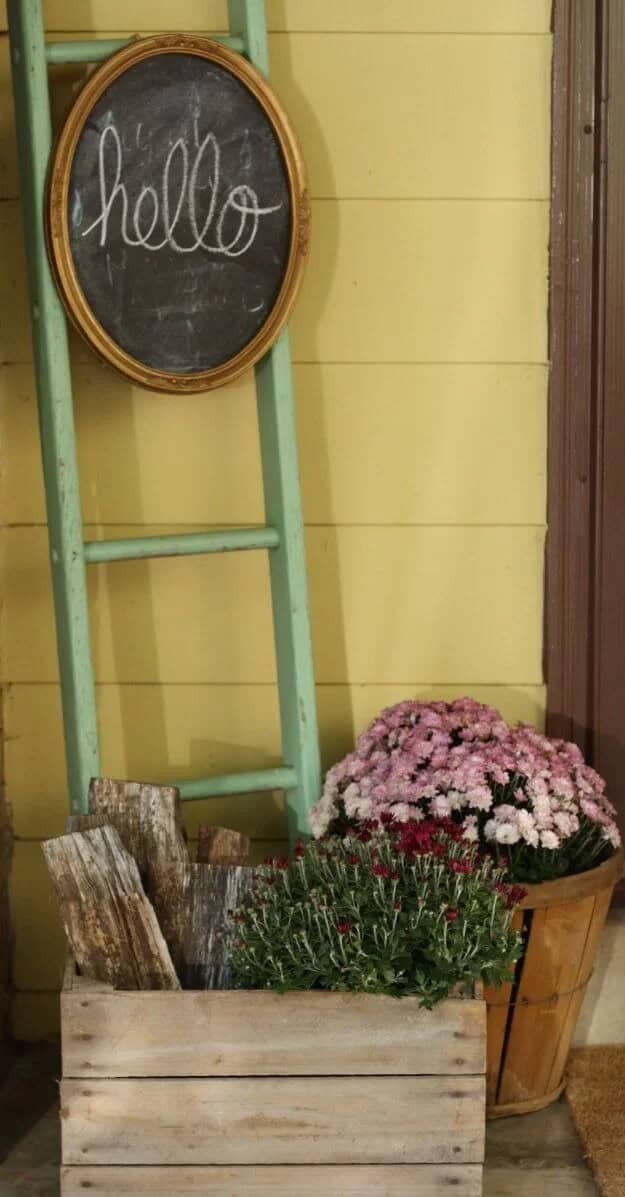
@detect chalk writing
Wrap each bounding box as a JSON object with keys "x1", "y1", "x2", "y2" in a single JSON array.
[{"x1": 80, "y1": 123, "x2": 282, "y2": 258}]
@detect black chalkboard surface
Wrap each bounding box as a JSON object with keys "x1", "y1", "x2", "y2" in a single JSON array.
[{"x1": 47, "y1": 37, "x2": 309, "y2": 391}]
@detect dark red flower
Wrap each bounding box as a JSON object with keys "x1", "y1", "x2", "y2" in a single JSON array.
[
  {"x1": 393, "y1": 901, "x2": 401, "y2": 911},
  {"x1": 336, "y1": 921, "x2": 353, "y2": 934},
  {"x1": 349, "y1": 854, "x2": 360, "y2": 865},
  {"x1": 445, "y1": 908, "x2": 459, "y2": 922},
  {"x1": 294, "y1": 840, "x2": 306, "y2": 858},
  {"x1": 357, "y1": 829, "x2": 372, "y2": 843},
  {"x1": 276, "y1": 856, "x2": 289, "y2": 871},
  {"x1": 505, "y1": 884, "x2": 527, "y2": 909},
  {"x1": 448, "y1": 857, "x2": 472, "y2": 874},
  {"x1": 380, "y1": 811, "x2": 400, "y2": 830},
  {"x1": 372, "y1": 862, "x2": 391, "y2": 878}
]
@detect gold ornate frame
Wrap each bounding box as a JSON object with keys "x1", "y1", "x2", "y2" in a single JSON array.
[{"x1": 46, "y1": 34, "x2": 310, "y2": 393}]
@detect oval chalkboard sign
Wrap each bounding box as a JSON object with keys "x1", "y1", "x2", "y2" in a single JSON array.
[{"x1": 46, "y1": 35, "x2": 309, "y2": 392}]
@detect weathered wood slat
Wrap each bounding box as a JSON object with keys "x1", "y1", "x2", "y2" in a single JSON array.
[
  {"x1": 60, "y1": 1076, "x2": 485, "y2": 1166},
  {"x1": 60, "y1": 1163, "x2": 483, "y2": 1196},
  {"x1": 88, "y1": 778, "x2": 189, "y2": 879},
  {"x1": 497, "y1": 896, "x2": 597, "y2": 1105},
  {"x1": 149, "y1": 862, "x2": 253, "y2": 988},
  {"x1": 485, "y1": 907, "x2": 523, "y2": 1104},
  {"x1": 196, "y1": 824, "x2": 251, "y2": 865},
  {"x1": 486, "y1": 850, "x2": 623, "y2": 1115},
  {"x1": 546, "y1": 886, "x2": 614, "y2": 1092},
  {"x1": 43, "y1": 829, "x2": 180, "y2": 991},
  {"x1": 61, "y1": 980, "x2": 485, "y2": 1077}
]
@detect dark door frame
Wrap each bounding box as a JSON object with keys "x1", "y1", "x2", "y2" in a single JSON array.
[{"x1": 547, "y1": 0, "x2": 625, "y2": 823}]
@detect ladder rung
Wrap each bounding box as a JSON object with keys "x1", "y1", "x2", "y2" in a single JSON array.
[
  {"x1": 44, "y1": 35, "x2": 246, "y2": 65},
  {"x1": 84, "y1": 527, "x2": 280, "y2": 564},
  {"x1": 177, "y1": 767, "x2": 298, "y2": 801}
]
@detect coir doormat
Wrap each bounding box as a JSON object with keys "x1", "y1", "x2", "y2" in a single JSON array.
[{"x1": 567, "y1": 1046, "x2": 625, "y2": 1196}]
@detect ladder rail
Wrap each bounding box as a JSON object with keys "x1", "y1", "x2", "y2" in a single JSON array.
[
  {"x1": 8, "y1": 0, "x2": 100, "y2": 811},
  {"x1": 227, "y1": 0, "x2": 321, "y2": 843},
  {"x1": 8, "y1": 0, "x2": 321, "y2": 845}
]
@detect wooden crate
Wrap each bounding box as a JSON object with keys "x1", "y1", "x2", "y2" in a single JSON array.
[{"x1": 60, "y1": 962, "x2": 486, "y2": 1195}]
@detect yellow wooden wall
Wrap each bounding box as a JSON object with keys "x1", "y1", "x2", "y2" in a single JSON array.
[{"x1": 0, "y1": 0, "x2": 552, "y2": 1037}]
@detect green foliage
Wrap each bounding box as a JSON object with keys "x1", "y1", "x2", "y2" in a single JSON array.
[{"x1": 230, "y1": 823, "x2": 524, "y2": 1006}]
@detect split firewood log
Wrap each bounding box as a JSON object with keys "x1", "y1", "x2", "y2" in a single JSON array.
[
  {"x1": 42, "y1": 826, "x2": 180, "y2": 990},
  {"x1": 88, "y1": 777, "x2": 189, "y2": 880},
  {"x1": 196, "y1": 824, "x2": 251, "y2": 866},
  {"x1": 150, "y1": 861, "x2": 253, "y2": 989}
]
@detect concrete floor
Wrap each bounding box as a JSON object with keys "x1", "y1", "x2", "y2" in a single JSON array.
[{"x1": 0, "y1": 1042, "x2": 598, "y2": 1196}]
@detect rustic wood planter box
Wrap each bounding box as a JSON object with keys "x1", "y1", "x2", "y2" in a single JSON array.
[
  {"x1": 485, "y1": 849, "x2": 623, "y2": 1118},
  {"x1": 60, "y1": 963, "x2": 486, "y2": 1195}
]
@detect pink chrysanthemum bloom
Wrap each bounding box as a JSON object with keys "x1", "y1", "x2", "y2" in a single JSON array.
[{"x1": 310, "y1": 698, "x2": 621, "y2": 884}]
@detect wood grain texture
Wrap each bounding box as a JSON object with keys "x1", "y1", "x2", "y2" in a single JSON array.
[
  {"x1": 42, "y1": 828, "x2": 180, "y2": 991},
  {"x1": 196, "y1": 826, "x2": 250, "y2": 865},
  {"x1": 546, "y1": 887, "x2": 614, "y2": 1092},
  {"x1": 11, "y1": 840, "x2": 283, "y2": 992},
  {"x1": 591, "y1": 2, "x2": 625, "y2": 832},
  {"x1": 60, "y1": 1075, "x2": 486, "y2": 1165},
  {"x1": 59, "y1": 1164, "x2": 483, "y2": 1196},
  {"x1": 148, "y1": 862, "x2": 253, "y2": 988},
  {"x1": 546, "y1": 0, "x2": 597, "y2": 749},
  {"x1": 88, "y1": 778, "x2": 189, "y2": 878},
  {"x1": 485, "y1": 853, "x2": 623, "y2": 1111},
  {"x1": 61, "y1": 984, "x2": 485, "y2": 1078},
  {"x1": 496, "y1": 896, "x2": 597, "y2": 1105},
  {"x1": 485, "y1": 908, "x2": 524, "y2": 1105},
  {"x1": 65, "y1": 813, "x2": 108, "y2": 834}
]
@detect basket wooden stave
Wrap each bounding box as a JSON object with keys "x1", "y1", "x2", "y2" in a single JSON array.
[{"x1": 485, "y1": 849, "x2": 623, "y2": 1118}]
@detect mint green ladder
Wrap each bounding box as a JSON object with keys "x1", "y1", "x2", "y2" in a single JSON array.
[{"x1": 7, "y1": 0, "x2": 321, "y2": 847}]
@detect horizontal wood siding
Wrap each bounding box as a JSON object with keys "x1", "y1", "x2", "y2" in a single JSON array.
[
  {"x1": 0, "y1": 200, "x2": 549, "y2": 363},
  {"x1": 0, "y1": 2, "x2": 553, "y2": 34},
  {"x1": 1, "y1": 363, "x2": 547, "y2": 527},
  {"x1": 2, "y1": 524, "x2": 544, "y2": 684}
]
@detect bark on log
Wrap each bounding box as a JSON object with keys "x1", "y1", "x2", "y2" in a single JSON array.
[
  {"x1": 196, "y1": 825, "x2": 251, "y2": 866},
  {"x1": 65, "y1": 814, "x2": 109, "y2": 834},
  {"x1": 150, "y1": 862, "x2": 253, "y2": 989},
  {"x1": 88, "y1": 778, "x2": 189, "y2": 880},
  {"x1": 42, "y1": 827, "x2": 180, "y2": 990}
]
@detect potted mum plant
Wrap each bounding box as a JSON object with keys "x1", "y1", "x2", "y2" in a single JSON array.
[
  {"x1": 229, "y1": 821, "x2": 523, "y2": 1190},
  {"x1": 232, "y1": 820, "x2": 522, "y2": 1003},
  {"x1": 310, "y1": 697, "x2": 623, "y2": 1118}
]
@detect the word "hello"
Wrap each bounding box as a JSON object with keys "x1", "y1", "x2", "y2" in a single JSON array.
[{"x1": 80, "y1": 123, "x2": 282, "y2": 258}]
